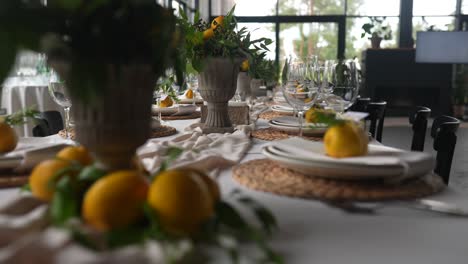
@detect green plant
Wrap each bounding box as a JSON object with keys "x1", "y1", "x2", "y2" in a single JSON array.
[
  {"x1": 361, "y1": 17, "x2": 392, "y2": 40},
  {"x1": 177, "y1": 6, "x2": 272, "y2": 73},
  {"x1": 0, "y1": 0, "x2": 180, "y2": 102},
  {"x1": 248, "y1": 52, "x2": 278, "y2": 83},
  {"x1": 453, "y1": 65, "x2": 468, "y2": 105}
]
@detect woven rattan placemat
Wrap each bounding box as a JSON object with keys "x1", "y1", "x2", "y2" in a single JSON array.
[
  {"x1": 251, "y1": 127, "x2": 322, "y2": 141},
  {"x1": 232, "y1": 159, "x2": 444, "y2": 201},
  {"x1": 161, "y1": 111, "x2": 201, "y2": 121},
  {"x1": 0, "y1": 173, "x2": 29, "y2": 188},
  {"x1": 258, "y1": 111, "x2": 292, "y2": 120},
  {"x1": 151, "y1": 125, "x2": 177, "y2": 138}
]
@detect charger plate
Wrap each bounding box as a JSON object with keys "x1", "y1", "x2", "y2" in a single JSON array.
[{"x1": 232, "y1": 159, "x2": 444, "y2": 201}]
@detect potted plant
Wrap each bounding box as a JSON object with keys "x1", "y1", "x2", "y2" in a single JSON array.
[
  {"x1": 178, "y1": 7, "x2": 271, "y2": 133},
  {"x1": 361, "y1": 17, "x2": 392, "y2": 49},
  {"x1": 0, "y1": 1, "x2": 179, "y2": 170},
  {"x1": 248, "y1": 53, "x2": 277, "y2": 97}
]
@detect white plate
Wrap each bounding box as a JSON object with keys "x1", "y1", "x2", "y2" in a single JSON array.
[
  {"x1": 268, "y1": 116, "x2": 328, "y2": 136},
  {"x1": 262, "y1": 139, "x2": 434, "y2": 180},
  {"x1": 271, "y1": 105, "x2": 294, "y2": 114},
  {"x1": 152, "y1": 105, "x2": 178, "y2": 115}
]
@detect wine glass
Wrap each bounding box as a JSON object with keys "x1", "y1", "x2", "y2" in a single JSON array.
[
  {"x1": 186, "y1": 73, "x2": 199, "y2": 105},
  {"x1": 48, "y1": 70, "x2": 72, "y2": 139},
  {"x1": 282, "y1": 59, "x2": 320, "y2": 137},
  {"x1": 324, "y1": 60, "x2": 360, "y2": 114}
]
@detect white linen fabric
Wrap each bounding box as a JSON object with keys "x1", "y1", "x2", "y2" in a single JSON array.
[
  {"x1": 138, "y1": 129, "x2": 252, "y2": 177},
  {"x1": 1, "y1": 76, "x2": 63, "y2": 137}
]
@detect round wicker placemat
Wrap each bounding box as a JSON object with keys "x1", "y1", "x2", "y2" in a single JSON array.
[
  {"x1": 151, "y1": 125, "x2": 177, "y2": 138},
  {"x1": 251, "y1": 127, "x2": 322, "y2": 141},
  {"x1": 232, "y1": 159, "x2": 444, "y2": 201},
  {"x1": 258, "y1": 111, "x2": 292, "y2": 120},
  {"x1": 58, "y1": 128, "x2": 75, "y2": 140},
  {"x1": 161, "y1": 111, "x2": 201, "y2": 121},
  {"x1": 0, "y1": 174, "x2": 29, "y2": 188}
]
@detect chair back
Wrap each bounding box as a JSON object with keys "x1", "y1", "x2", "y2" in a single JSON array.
[
  {"x1": 349, "y1": 97, "x2": 371, "y2": 112},
  {"x1": 32, "y1": 111, "x2": 64, "y2": 137},
  {"x1": 431, "y1": 115, "x2": 460, "y2": 184},
  {"x1": 366, "y1": 101, "x2": 387, "y2": 142},
  {"x1": 409, "y1": 106, "x2": 431, "y2": 151}
]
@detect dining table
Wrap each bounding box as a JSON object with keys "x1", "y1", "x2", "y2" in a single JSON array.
[{"x1": 1, "y1": 116, "x2": 468, "y2": 264}]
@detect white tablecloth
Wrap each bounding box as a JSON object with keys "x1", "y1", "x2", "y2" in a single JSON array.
[
  {"x1": 1, "y1": 76, "x2": 62, "y2": 137},
  {"x1": 1, "y1": 119, "x2": 468, "y2": 264}
]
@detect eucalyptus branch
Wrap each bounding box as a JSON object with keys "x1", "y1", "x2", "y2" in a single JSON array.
[{"x1": 4, "y1": 107, "x2": 40, "y2": 126}]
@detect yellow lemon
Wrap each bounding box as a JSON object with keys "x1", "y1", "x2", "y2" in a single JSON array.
[
  {"x1": 185, "y1": 89, "x2": 194, "y2": 99},
  {"x1": 148, "y1": 169, "x2": 214, "y2": 235},
  {"x1": 211, "y1": 16, "x2": 224, "y2": 29},
  {"x1": 0, "y1": 122, "x2": 17, "y2": 153},
  {"x1": 159, "y1": 96, "x2": 173, "y2": 108},
  {"x1": 82, "y1": 170, "x2": 149, "y2": 231},
  {"x1": 324, "y1": 121, "x2": 368, "y2": 158},
  {"x1": 56, "y1": 146, "x2": 93, "y2": 166},
  {"x1": 240, "y1": 59, "x2": 249, "y2": 72},
  {"x1": 305, "y1": 107, "x2": 335, "y2": 123},
  {"x1": 203, "y1": 28, "x2": 215, "y2": 41},
  {"x1": 29, "y1": 159, "x2": 72, "y2": 202},
  {"x1": 193, "y1": 170, "x2": 221, "y2": 202}
]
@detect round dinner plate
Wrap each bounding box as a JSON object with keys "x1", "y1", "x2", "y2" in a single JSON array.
[
  {"x1": 178, "y1": 98, "x2": 204, "y2": 104},
  {"x1": 268, "y1": 116, "x2": 328, "y2": 136},
  {"x1": 262, "y1": 143, "x2": 434, "y2": 180},
  {"x1": 271, "y1": 105, "x2": 294, "y2": 114},
  {"x1": 152, "y1": 105, "x2": 178, "y2": 115}
]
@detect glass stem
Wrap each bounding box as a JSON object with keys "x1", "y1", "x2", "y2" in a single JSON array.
[
  {"x1": 64, "y1": 107, "x2": 70, "y2": 139},
  {"x1": 157, "y1": 97, "x2": 162, "y2": 121},
  {"x1": 298, "y1": 110, "x2": 304, "y2": 137}
]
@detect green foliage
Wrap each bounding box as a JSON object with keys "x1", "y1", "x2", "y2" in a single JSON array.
[
  {"x1": 155, "y1": 74, "x2": 181, "y2": 103},
  {"x1": 0, "y1": 0, "x2": 180, "y2": 102},
  {"x1": 361, "y1": 17, "x2": 392, "y2": 40},
  {"x1": 177, "y1": 6, "x2": 272, "y2": 73},
  {"x1": 248, "y1": 52, "x2": 278, "y2": 83},
  {"x1": 4, "y1": 107, "x2": 39, "y2": 127}
]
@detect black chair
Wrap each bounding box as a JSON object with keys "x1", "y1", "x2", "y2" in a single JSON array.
[
  {"x1": 431, "y1": 115, "x2": 460, "y2": 184},
  {"x1": 348, "y1": 97, "x2": 371, "y2": 112},
  {"x1": 366, "y1": 101, "x2": 387, "y2": 143},
  {"x1": 409, "y1": 106, "x2": 431, "y2": 151},
  {"x1": 32, "y1": 111, "x2": 64, "y2": 137}
]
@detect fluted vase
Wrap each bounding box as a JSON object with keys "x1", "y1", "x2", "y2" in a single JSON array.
[
  {"x1": 55, "y1": 63, "x2": 156, "y2": 170},
  {"x1": 198, "y1": 57, "x2": 243, "y2": 134}
]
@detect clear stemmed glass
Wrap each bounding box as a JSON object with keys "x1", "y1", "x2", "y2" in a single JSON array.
[
  {"x1": 282, "y1": 59, "x2": 320, "y2": 136},
  {"x1": 48, "y1": 70, "x2": 72, "y2": 139},
  {"x1": 325, "y1": 60, "x2": 360, "y2": 114},
  {"x1": 186, "y1": 73, "x2": 199, "y2": 105}
]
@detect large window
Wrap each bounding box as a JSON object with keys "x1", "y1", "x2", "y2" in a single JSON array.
[{"x1": 208, "y1": 0, "x2": 466, "y2": 64}]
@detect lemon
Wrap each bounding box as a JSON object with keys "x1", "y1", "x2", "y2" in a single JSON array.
[
  {"x1": 193, "y1": 170, "x2": 220, "y2": 202},
  {"x1": 29, "y1": 159, "x2": 72, "y2": 202},
  {"x1": 203, "y1": 28, "x2": 214, "y2": 41},
  {"x1": 211, "y1": 16, "x2": 224, "y2": 29},
  {"x1": 185, "y1": 89, "x2": 194, "y2": 99},
  {"x1": 82, "y1": 170, "x2": 149, "y2": 231},
  {"x1": 56, "y1": 146, "x2": 93, "y2": 166},
  {"x1": 148, "y1": 169, "x2": 214, "y2": 235},
  {"x1": 0, "y1": 122, "x2": 17, "y2": 153},
  {"x1": 324, "y1": 121, "x2": 368, "y2": 158},
  {"x1": 305, "y1": 107, "x2": 335, "y2": 123},
  {"x1": 159, "y1": 96, "x2": 173, "y2": 108},
  {"x1": 240, "y1": 59, "x2": 249, "y2": 72}
]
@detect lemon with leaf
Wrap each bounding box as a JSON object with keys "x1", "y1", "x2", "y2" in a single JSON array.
[
  {"x1": 82, "y1": 170, "x2": 149, "y2": 231},
  {"x1": 324, "y1": 121, "x2": 368, "y2": 158},
  {"x1": 159, "y1": 96, "x2": 174, "y2": 108},
  {"x1": 211, "y1": 16, "x2": 224, "y2": 29},
  {"x1": 29, "y1": 159, "x2": 73, "y2": 202},
  {"x1": 148, "y1": 169, "x2": 215, "y2": 235},
  {"x1": 57, "y1": 146, "x2": 93, "y2": 166}
]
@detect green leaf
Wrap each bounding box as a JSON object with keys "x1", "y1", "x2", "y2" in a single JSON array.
[
  {"x1": 50, "y1": 177, "x2": 80, "y2": 225},
  {"x1": 4, "y1": 106, "x2": 40, "y2": 127},
  {"x1": 20, "y1": 183, "x2": 31, "y2": 193},
  {"x1": 78, "y1": 165, "x2": 106, "y2": 182},
  {"x1": 215, "y1": 201, "x2": 248, "y2": 230},
  {"x1": 106, "y1": 226, "x2": 147, "y2": 249}
]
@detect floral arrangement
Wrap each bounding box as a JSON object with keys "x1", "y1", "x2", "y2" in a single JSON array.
[
  {"x1": 22, "y1": 147, "x2": 282, "y2": 263},
  {"x1": 177, "y1": 6, "x2": 272, "y2": 73},
  {"x1": 0, "y1": 0, "x2": 180, "y2": 102}
]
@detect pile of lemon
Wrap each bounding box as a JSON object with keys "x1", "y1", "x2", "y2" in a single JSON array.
[{"x1": 29, "y1": 146, "x2": 219, "y2": 235}]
